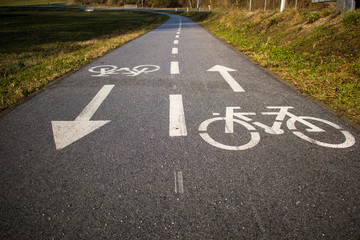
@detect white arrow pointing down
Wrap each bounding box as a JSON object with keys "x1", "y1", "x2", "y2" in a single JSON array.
[{"x1": 51, "y1": 85, "x2": 114, "y2": 150}]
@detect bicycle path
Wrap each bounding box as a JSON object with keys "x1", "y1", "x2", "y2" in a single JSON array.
[{"x1": 1, "y1": 12, "x2": 360, "y2": 239}]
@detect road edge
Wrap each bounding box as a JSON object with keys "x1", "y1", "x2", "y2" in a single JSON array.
[
  {"x1": 179, "y1": 14, "x2": 360, "y2": 132},
  {"x1": 0, "y1": 11, "x2": 169, "y2": 119}
]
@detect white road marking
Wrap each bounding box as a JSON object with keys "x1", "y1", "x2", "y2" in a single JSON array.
[
  {"x1": 177, "y1": 31, "x2": 180, "y2": 34},
  {"x1": 287, "y1": 116, "x2": 356, "y2": 148},
  {"x1": 174, "y1": 171, "x2": 177, "y2": 193},
  {"x1": 170, "y1": 61, "x2": 180, "y2": 75},
  {"x1": 207, "y1": 65, "x2": 245, "y2": 92},
  {"x1": 89, "y1": 64, "x2": 160, "y2": 77},
  {"x1": 174, "y1": 171, "x2": 184, "y2": 194},
  {"x1": 52, "y1": 85, "x2": 114, "y2": 150},
  {"x1": 172, "y1": 48, "x2": 178, "y2": 55},
  {"x1": 174, "y1": 40, "x2": 179, "y2": 45},
  {"x1": 169, "y1": 95, "x2": 187, "y2": 137},
  {"x1": 175, "y1": 35, "x2": 179, "y2": 38},
  {"x1": 75, "y1": 85, "x2": 114, "y2": 121},
  {"x1": 199, "y1": 117, "x2": 260, "y2": 151}
]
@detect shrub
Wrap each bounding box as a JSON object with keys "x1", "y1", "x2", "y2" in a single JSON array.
[
  {"x1": 342, "y1": 11, "x2": 360, "y2": 27},
  {"x1": 307, "y1": 12, "x2": 320, "y2": 23}
]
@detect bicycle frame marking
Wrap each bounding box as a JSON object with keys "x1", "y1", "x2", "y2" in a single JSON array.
[
  {"x1": 227, "y1": 106, "x2": 325, "y2": 134},
  {"x1": 199, "y1": 106, "x2": 356, "y2": 151},
  {"x1": 89, "y1": 65, "x2": 160, "y2": 77}
]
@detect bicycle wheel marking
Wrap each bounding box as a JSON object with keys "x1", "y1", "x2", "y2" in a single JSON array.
[
  {"x1": 88, "y1": 64, "x2": 160, "y2": 77},
  {"x1": 199, "y1": 107, "x2": 356, "y2": 151},
  {"x1": 287, "y1": 116, "x2": 356, "y2": 148},
  {"x1": 199, "y1": 118, "x2": 260, "y2": 151}
]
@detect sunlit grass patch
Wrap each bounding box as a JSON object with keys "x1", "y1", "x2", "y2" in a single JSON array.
[
  {"x1": 0, "y1": 0, "x2": 68, "y2": 6},
  {"x1": 182, "y1": 8, "x2": 360, "y2": 124},
  {"x1": 0, "y1": 7, "x2": 168, "y2": 111}
]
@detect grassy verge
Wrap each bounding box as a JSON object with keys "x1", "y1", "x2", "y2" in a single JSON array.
[
  {"x1": 181, "y1": 8, "x2": 360, "y2": 124},
  {"x1": 0, "y1": 0, "x2": 68, "y2": 6},
  {"x1": 0, "y1": 8, "x2": 168, "y2": 111}
]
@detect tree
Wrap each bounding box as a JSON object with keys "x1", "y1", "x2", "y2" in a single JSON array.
[{"x1": 187, "y1": 0, "x2": 193, "y2": 8}]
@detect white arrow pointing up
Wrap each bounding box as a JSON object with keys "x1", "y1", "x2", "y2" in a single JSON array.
[
  {"x1": 51, "y1": 85, "x2": 114, "y2": 150},
  {"x1": 207, "y1": 65, "x2": 245, "y2": 92}
]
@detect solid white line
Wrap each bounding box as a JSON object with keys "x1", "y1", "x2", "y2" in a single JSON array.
[
  {"x1": 169, "y1": 95, "x2": 187, "y2": 137},
  {"x1": 172, "y1": 48, "x2": 178, "y2": 55},
  {"x1": 174, "y1": 171, "x2": 178, "y2": 193},
  {"x1": 170, "y1": 61, "x2": 180, "y2": 75},
  {"x1": 174, "y1": 40, "x2": 179, "y2": 44},
  {"x1": 75, "y1": 85, "x2": 114, "y2": 121},
  {"x1": 177, "y1": 171, "x2": 184, "y2": 194},
  {"x1": 174, "y1": 171, "x2": 184, "y2": 194}
]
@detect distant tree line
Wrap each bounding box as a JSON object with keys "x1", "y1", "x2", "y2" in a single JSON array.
[
  {"x1": 73, "y1": 0, "x2": 191, "y2": 8},
  {"x1": 73, "y1": 0, "x2": 312, "y2": 10}
]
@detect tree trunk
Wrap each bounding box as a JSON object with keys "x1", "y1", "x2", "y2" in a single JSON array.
[{"x1": 187, "y1": 0, "x2": 192, "y2": 8}]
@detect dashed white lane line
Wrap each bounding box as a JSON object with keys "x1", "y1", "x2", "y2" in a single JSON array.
[
  {"x1": 170, "y1": 61, "x2": 180, "y2": 75},
  {"x1": 169, "y1": 94, "x2": 187, "y2": 137},
  {"x1": 175, "y1": 35, "x2": 180, "y2": 38},
  {"x1": 172, "y1": 48, "x2": 178, "y2": 55},
  {"x1": 174, "y1": 40, "x2": 179, "y2": 45},
  {"x1": 174, "y1": 171, "x2": 184, "y2": 194},
  {"x1": 177, "y1": 31, "x2": 180, "y2": 34}
]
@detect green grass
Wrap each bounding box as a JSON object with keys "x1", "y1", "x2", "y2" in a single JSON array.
[
  {"x1": 0, "y1": 0, "x2": 68, "y2": 6},
  {"x1": 181, "y1": 9, "x2": 360, "y2": 124},
  {"x1": 0, "y1": 7, "x2": 168, "y2": 110}
]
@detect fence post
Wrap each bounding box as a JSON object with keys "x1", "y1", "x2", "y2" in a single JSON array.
[
  {"x1": 249, "y1": 0, "x2": 252, "y2": 11},
  {"x1": 280, "y1": 0, "x2": 286, "y2": 12}
]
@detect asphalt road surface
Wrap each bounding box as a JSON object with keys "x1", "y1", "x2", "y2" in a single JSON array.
[{"x1": 1, "y1": 12, "x2": 360, "y2": 239}]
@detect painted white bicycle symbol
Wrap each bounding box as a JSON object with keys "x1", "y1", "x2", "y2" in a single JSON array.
[
  {"x1": 89, "y1": 64, "x2": 160, "y2": 77},
  {"x1": 199, "y1": 106, "x2": 356, "y2": 150}
]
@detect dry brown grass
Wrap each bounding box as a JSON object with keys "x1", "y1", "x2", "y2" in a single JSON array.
[
  {"x1": 0, "y1": 8, "x2": 168, "y2": 111},
  {"x1": 183, "y1": 7, "x2": 360, "y2": 123}
]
